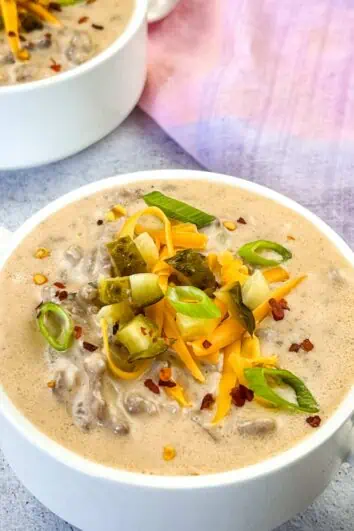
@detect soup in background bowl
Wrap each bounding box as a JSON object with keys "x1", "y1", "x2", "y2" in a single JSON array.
[
  {"x1": 0, "y1": 171, "x2": 353, "y2": 531},
  {"x1": 0, "y1": 0, "x2": 134, "y2": 85}
]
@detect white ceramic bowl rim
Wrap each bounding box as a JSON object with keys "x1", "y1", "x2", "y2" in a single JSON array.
[
  {"x1": 1, "y1": 169, "x2": 353, "y2": 490},
  {"x1": 0, "y1": 0, "x2": 146, "y2": 94}
]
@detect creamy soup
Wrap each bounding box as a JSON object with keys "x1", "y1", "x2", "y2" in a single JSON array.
[
  {"x1": 0, "y1": 0, "x2": 134, "y2": 85},
  {"x1": 0, "y1": 180, "x2": 354, "y2": 476}
]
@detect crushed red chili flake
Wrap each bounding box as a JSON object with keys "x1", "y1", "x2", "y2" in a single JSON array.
[
  {"x1": 159, "y1": 379, "x2": 176, "y2": 388},
  {"x1": 49, "y1": 2, "x2": 62, "y2": 11},
  {"x1": 301, "y1": 338, "x2": 314, "y2": 352},
  {"x1": 230, "y1": 387, "x2": 246, "y2": 408},
  {"x1": 8, "y1": 31, "x2": 16, "y2": 37},
  {"x1": 92, "y1": 23, "x2": 104, "y2": 30},
  {"x1": 58, "y1": 290, "x2": 68, "y2": 301},
  {"x1": 96, "y1": 219, "x2": 103, "y2": 226},
  {"x1": 200, "y1": 393, "x2": 215, "y2": 410},
  {"x1": 144, "y1": 379, "x2": 160, "y2": 395},
  {"x1": 83, "y1": 341, "x2": 98, "y2": 352},
  {"x1": 306, "y1": 415, "x2": 321, "y2": 428},
  {"x1": 279, "y1": 298, "x2": 290, "y2": 311},
  {"x1": 230, "y1": 385, "x2": 254, "y2": 407},
  {"x1": 289, "y1": 343, "x2": 301, "y2": 352},
  {"x1": 54, "y1": 282, "x2": 66, "y2": 289},
  {"x1": 203, "y1": 340, "x2": 212, "y2": 349},
  {"x1": 78, "y1": 15, "x2": 89, "y2": 24},
  {"x1": 50, "y1": 62, "x2": 62, "y2": 73},
  {"x1": 269, "y1": 298, "x2": 287, "y2": 321},
  {"x1": 45, "y1": 33, "x2": 52, "y2": 39},
  {"x1": 237, "y1": 217, "x2": 247, "y2": 225},
  {"x1": 74, "y1": 325, "x2": 83, "y2": 339}
]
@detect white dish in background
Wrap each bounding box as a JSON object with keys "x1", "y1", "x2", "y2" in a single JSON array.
[
  {"x1": 0, "y1": 0, "x2": 149, "y2": 170},
  {"x1": 0, "y1": 169, "x2": 353, "y2": 531}
]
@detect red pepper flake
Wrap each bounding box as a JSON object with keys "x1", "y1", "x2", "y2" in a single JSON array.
[
  {"x1": 237, "y1": 217, "x2": 247, "y2": 225},
  {"x1": 96, "y1": 219, "x2": 103, "y2": 226},
  {"x1": 83, "y1": 341, "x2": 98, "y2": 352},
  {"x1": 144, "y1": 379, "x2": 160, "y2": 395},
  {"x1": 289, "y1": 343, "x2": 301, "y2": 352},
  {"x1": 92, "y1": 23, "x2": 104, "y2": 30},
  {"x1": 200, "y1": 393, "x2": 215, "y2": 410},
  {"x1": 78, "y1": 15, "x2": 89, "y2": 24},
  {"x1": 203, "y1": 340, "x2": 212, "y2": 349},
  {"x1": 230, "y1": 385, "x2": 254, "y2": 407},
  {"x1": 301, "y1": 338, "x2": 314, "y2": 352},
  {"x1": 58, "y1": 290, "x2": 68, "y2": 301},
  {"x1": 48, "y1": 2, "x2": 62, "y2": 11},
  {"x1": 306, "y1": 415, "x2": 321, "y2": 428},
  {"x1": 159, "y1": 379, "x2": 177, "y2": 388},
  {"x1": 74, "y1": 325, "x2": 83, "y2": 339},
  {"x1": 279, "y1": 298, "x2": 290, "y2": 311},
  {"x1": 45, "y1": 33, "x2": 52, "y2": 39},
  {"x1": 8, "y1": 31, "x2": 16, "y2": 37},
  {"x1": 268, "y1": 298, "x2": 287, "y2": 321},
  {"x1": 50, "y1": 58, "x2": 61, "y2": 73},
  {"x1": 54, "y1": 282, "x2": 66, "y2": 289}
]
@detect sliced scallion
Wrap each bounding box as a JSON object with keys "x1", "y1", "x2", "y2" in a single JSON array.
[
  {"x1": 244, "y1": 367, "x2": 319, "y2": 413},
  {"x1": 167, "y1": 286, "x2": 221, "y2": 319},
  {"x1": 143, "y1": 191, "x2": 215, "y2": 229},
  {"x1": 37, "y1": 302, "x2": 74, "y2": 352},
  {"x1": 238, "y1": 240, "x2": 292, "y2": 267}
]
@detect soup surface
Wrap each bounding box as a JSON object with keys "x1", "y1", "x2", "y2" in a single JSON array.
[
  {"x1": 0, "y1": 0, "x2": 134, "y2": 85},
  {"x1": 0, "y1": 180, "x2": 354, "y2": 476}
]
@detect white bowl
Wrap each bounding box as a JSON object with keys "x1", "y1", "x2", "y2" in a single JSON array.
[
  {"x1": 0, "y1": 0, "x2": 148, "y2": 170},
  {"x1": 0, "y1": 170, "x2": 353, "y2": 531}
]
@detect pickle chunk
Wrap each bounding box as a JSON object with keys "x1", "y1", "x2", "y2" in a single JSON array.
[
  {"x1": 166, "y1": 249, "x2": 217, "y2": 292},
  {"x1": 107, "y1": 236, "x2": 147, "y2": 277}
]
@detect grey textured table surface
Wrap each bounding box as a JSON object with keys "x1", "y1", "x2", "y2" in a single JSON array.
[{"x1": 0, "y1": 109, "x2": 353, "y2": 531}]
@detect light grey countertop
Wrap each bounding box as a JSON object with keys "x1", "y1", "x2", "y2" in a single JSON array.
[{"x1": 0, "y1": 109, "x2": 353, "y2": 531}]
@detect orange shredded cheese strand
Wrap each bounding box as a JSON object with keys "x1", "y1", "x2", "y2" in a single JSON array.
[
  {"x1": 1, "y1": 0, "x2": 29, "y2": 60},
  {"x1": 120, "y1": 206, "x2": 174, "y2": 257},
  {"x1": 172, "y1": 222, "x2": 198, "y2": 233},
  {"x1": 253, "y1": 275, "x2": 307, "y2": 323},
  {"x1": 263, "y1": 267, "x2": 290, "y2": 284},
  {"x1": 163, "y1": 311, "x2": 205, "y2": 382},
  {"x1": 202, "y1": 351, "x2": 220, "y2": 365},
  {"x1": 164, "y1": 384, "x2": 191, "y2": 407},
  {"x1": 192, "y1": 318, "x2": 245, "y2": 357},
  {"x1": 240, "y1": 334, "x2": 261, "y2": 359},
  {"x1": 213, "y1": 341, "x2": 240, "y2": 424},
  {"x1": 18, "y1": 1, "x2": 61, "y2": 25},
  {"x1": 101, "y1": 319, "x2": 150, "y2": 380},
  {"x1": 135, "y1": 224, "x2": 207, "y2": 250}
]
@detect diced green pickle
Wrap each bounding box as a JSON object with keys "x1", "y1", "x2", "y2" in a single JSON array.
[
  {"x1": 99, "y1": 277, "x2": 131, "y2": 305},
  {"x1": 166, "y1": 249, "x2": 217, "y2": 292},
  {"x1": 107, "y1": 236, "x2": 147, "y2": 277}
]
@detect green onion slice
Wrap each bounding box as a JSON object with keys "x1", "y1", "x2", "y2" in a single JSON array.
[
  {"x1": 244, "y1": 367, "x2": 320, "y2": 413},
  {"x1": 167, "y1": 286, "x2": 221, "y2": 319},
  {"x1": 143, "y1": 191, "x2": 216, "y2": 229},
  {"x1": 238, "y1": 240, "x2": 292, "y2": 267},
  {"x1": 37, "y1": 302, "x2": 74, "y2": 352}
]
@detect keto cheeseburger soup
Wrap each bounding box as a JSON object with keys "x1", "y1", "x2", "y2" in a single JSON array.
[
  {"x1": 1, "y1": 180, "x2": 354, "y2": 475},
  {"x1": 0, "y1": 0, "x2": 134, "y2": 85}
]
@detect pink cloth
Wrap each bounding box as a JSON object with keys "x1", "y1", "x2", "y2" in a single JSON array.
[{"x1": 139, "y1": 0, "x2": 354, "y2": 226}]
